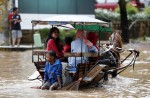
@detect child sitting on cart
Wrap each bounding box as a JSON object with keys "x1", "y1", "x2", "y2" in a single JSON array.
[{"x1": 41, "y1": 50, "x2": 62, "y2": 90}]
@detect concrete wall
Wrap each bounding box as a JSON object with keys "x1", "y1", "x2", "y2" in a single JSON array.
[
  {"x1": 21, "y1": 30, "x2": 33, "y2": 44},
  {"x1": 112, "y1": 20, "x2": 150, "y2": 38}
]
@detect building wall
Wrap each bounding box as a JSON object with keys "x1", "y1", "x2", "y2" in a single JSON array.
[{"x1": 18, "y1": 0, "x2": 94, "y2": 14}]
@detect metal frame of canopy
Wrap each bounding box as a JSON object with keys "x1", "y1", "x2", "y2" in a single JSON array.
[{"x1": 31, "y1": 15, "x2": 112, "y2": 62}]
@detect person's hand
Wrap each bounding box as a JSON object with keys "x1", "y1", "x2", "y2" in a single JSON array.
[
  {"x1": 13, "y1": 19, "x2": 18, "y2": 21},
  {"x1": 14, "y1": 21, "x2": 17, "y2": 24}
]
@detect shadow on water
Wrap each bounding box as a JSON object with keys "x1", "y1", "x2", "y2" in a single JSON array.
[{"x1": 0, "y1": 42, "x2": 150, "y2": 98}]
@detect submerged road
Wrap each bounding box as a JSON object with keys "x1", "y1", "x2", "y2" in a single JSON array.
[{"x1": 0, "y1": 42, "x2": 150, "y2": 98}]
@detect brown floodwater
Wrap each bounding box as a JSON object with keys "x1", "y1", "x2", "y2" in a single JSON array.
[{"x1": 0, "y1": 42, "x2": 150, "y2": 98}]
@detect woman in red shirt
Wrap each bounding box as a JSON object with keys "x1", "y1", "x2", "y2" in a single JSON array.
[{"x1": 46, "y1": 27, "x2": 63, "y2": 58}]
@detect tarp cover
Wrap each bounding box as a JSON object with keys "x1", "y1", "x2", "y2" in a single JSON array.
[{"x1": 31, "y1": 15, "x2": 111, "y2": 32}]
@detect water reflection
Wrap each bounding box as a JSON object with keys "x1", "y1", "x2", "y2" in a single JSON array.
[{"x1": 0, "y1": 43, "x2": 150, "y2": 98}]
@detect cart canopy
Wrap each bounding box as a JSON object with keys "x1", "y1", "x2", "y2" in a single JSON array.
[{"x1": 31, "y1": 15, "x2": 111, "y2": 32}]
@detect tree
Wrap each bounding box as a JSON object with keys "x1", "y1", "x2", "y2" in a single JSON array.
[{"x1": 118, "y1": 0, "x2": 129, "y2": 43}]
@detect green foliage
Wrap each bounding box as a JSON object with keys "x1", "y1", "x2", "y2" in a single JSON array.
[
  {"x1": 129, "y1": 12, "x2": 148, "y2": 20},
  {"x1": 95, "y1": 9, "x2": 120, "y2": 22},
  {"x1": 38, "y1": 28, "x2": 49, "y2": 43},
  {"x1": 114, "y1": 7, "x2": 120, "y2": 13},
  {"x1": 144, "y1": 6, "x2": 150, "y2": 15},
  {"x1": 126, "y1": 3, "x2": 138, "y2": 16},
  {"x1": 96, "y1": 7, "x2": 150, "y2": 21},
  {"x1": 59, "y1": 29, "x2": 76, "y2": 44},
  {"x1": 114, "y1": 3, "x2": 138, "y2": 16}
]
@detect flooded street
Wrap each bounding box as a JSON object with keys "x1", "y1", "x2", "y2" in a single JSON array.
[{"x1": 0, "y1": 42, "x2": 150, "y2": 98}]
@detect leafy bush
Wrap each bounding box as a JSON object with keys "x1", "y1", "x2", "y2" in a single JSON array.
[
  {"x1": 59, "y1": 29, "x2": 76, "y2": 44},
  {"x1": 114, "y1": 6, "x2": 120, "y2": 13},
  {"x1": 38, "y1": 28, "x2": 49, "y2": 43},
  {"x1": 115, "y1": 3, "x2": 138, "y2": 16},
  {"x1": 95, "y1": 3, "x2": 150, "y2": 21},
  {"x1": 129, "y1": 12, "x2": 148, "y2": 20},
  {"x1": 126, "y1": 3, "x2": 138, "y2": 16},
  {"x1": 146, "y1": 14, "x2": 150, "y2": 19},
  {"x1": 144, "y1": 6, "x2": 150, "y2": 15},
  {"x1": 38, "y1": 28, "x2": 76, "y2": 44},
  {"x1": 96, "y1": 7, "x2": 150, "y2": 21},
  {"x1": 95, "y1": 9, "x2": 120, "y2": 22}
]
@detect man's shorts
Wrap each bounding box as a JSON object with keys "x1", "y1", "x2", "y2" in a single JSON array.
[{"x1": 12, "y1": 30, "x2": 22, "y2": 39}]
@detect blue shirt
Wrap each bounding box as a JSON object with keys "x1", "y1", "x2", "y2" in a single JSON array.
[
  {"x1": 44, "y1": 59, "x2": 62, "y2": 84},
  {"x1": 68, "y1": 39, "x2": 98, "y2": 72}
]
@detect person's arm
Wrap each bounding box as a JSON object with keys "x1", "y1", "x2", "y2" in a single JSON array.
[
  {"x1": 43, "y1": 62, "x2": 48, "y2": 82},
  {"x1": 47, "y1": 39, "x2": 63, "y2": 57},
  {"x1": 57, "y1": 77, "x2": 61, "y2": 89},
  {"x1": 56, "y1": 62, "x2": 62, "y2": 88},
  {"x1": 9, "y1": 15, "x2": 15, "y2": 23},
  {"x1": 62, "y1": 45, "x2": 68, "y2": 53},
  {"x1": 89, "y1": 46, "x2": 98, "y2": 52},
  {"x1": 8, "y1": 14, "x2": 12, "y2": 22},
  {"x1": 16, "y1": 15, "x2": 22, "y2": 23}
]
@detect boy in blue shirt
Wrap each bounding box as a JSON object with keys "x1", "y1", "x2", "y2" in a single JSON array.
[{"x1": 41, "y1": 50, "x2": 62, "y2": 90}]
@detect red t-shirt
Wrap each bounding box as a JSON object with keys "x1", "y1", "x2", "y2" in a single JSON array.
[
  {"x1": 8, "y1": 13, "x2": 13, "y2": 30},
  {"x1": 62, "y1": 44, "x2": 71, "y2": 53},
  {"x1": 46, "y1": 39, "x2": 63, "y2": 58},
  {"x1": 8, "y1": 13, "x2": 13, "y2": 20}
]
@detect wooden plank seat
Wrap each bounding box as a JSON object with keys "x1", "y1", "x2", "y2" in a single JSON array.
[
  {"x1": 32, "y1": 50, "x2": 48, "y2": 55},
  {"x1": 74, "y1": 62, "x2": 95, "y2": 80},
  {"x1": 33, "y1": 50, "x2": 100, "y2": 57},
  {"x1": 82, "y1": 64, "x2": 106, "y2": 82},
  {"x1": 64, "y1": 52, "x2": 100, "y2": 57}
]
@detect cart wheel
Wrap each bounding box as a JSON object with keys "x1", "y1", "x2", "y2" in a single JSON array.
[{"x1": 111, "y1": 70, "x2": 117, "y2": 78}]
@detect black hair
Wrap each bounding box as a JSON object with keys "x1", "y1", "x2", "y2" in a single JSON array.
[
  {"x1": 47, "y1": 50, "x2": 56, "y2": 58},
  {"x1": 45, "y1": 27, "x2": 60, "y2": 51},
  {"x1": 47, "y1": 27, "x2": 59, "y2": 40},
  {"x1": 65, "y1": 36, "x2": 72, "y2": 46},
  {"x1": 13, "y1": 7, "x2": 18, "y2": 12}
]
